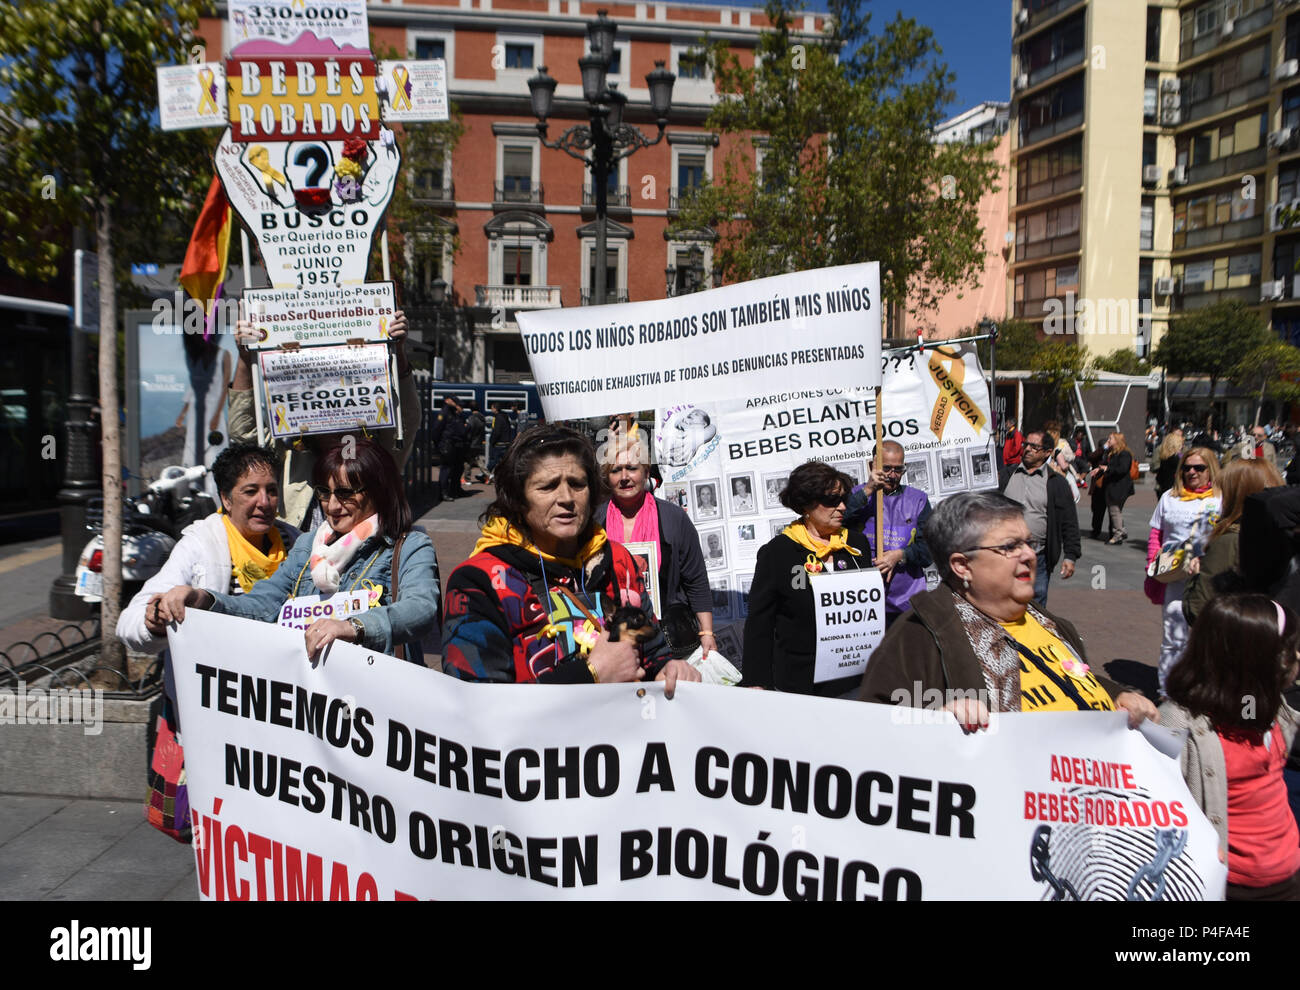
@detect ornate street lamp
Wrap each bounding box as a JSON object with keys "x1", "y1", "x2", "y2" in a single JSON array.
[
  {"x1": 527, "y1": 10, "x2": 675, "y2": 306},
  {"x1": 665, "y1": 244, "x2": 706, "y2": 297}
]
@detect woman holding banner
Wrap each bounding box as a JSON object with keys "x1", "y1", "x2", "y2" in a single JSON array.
[
  {"x1": 741, "y1": 460, "x2": 872, "y2": 697},
  {"x1": 598, "y1": 431, "x2": 716, "y2": 657},
  {"x1": 153, "y1": 438, "x2": 440, "y2": 665},
  {"x1": 440, "y1": 424, "x2": 700, "y2": 692},
  {"x1": 859, "y1": 491, "x2": 1157, "y2": 727}
]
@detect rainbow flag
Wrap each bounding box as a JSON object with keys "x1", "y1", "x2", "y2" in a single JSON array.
[{"x1": 179, "y1": 176, "x2": 232, "y2": 341}]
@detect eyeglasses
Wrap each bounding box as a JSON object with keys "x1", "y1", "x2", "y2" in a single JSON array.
[
  {"x1": 961, "y1": 538, "x2": 1043, "y2": 557},
  {"x1": 879, "y1": 465, "x2": 905, "y2": 474},
  {"x1": 814, "y1": 492, "x2": 847, "y2": 508},
  {"x1": 1181, "y1": 463, "x2": 1208, "y2": 474},
  {"x1": 315, "y1": 486, "x2": 366, "y2": 504},
  {"x1": 1022, "y1": 442, "x2": 1048, "y2": 450}
]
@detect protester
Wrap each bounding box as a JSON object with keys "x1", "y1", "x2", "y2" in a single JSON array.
[
  {"x1": 1155, "y1": 428, "x2": 1185, "y2": 498},
  {"x1": 228, "y1": 311, "x2": 419, "y2": 531},
  {"x1": 1042, "y1": 420, "x2": 1080, "y2": 498},
  {"x1": 997, "y1": 429, "x2": 1079, "y2": 606},
  {"x1": 860, "y1": 491, "x2": 1156, "y2": 727},
  {"x1": 844, "y1": 439, "x2": 932, "y2": 625},
  {"x1": 487, "y1": 400, "x2": 515, "y2": 480},
  {"x1": 1159, "y1": 594, "x2": 1300, "y2": 900},
  {"x1": 1223, "y1": 425, "x2": 1277, "y2": 471},
  {"x1": 598, "y1": 432, "x2": 716, "y2": 657},
  {"x1": 153, "y1": 438, "x2": 440, "y2": 665},
  {"x1": 741, "y1": 460, "x2": 872, "y2": 697},
  {"x1": 1098, "y1": 432, "x2": 1134, "y2": 545},
  {"x1": 1146, "y1": 446, "x2": 1222, "y2": 696},
  {"x1": 1183, "y1": 458, "x2": 1284, "y2": 626},
  {"x1": 1002, "y1": 419, "x2": 1024, "y2": 467},
  {"x1": 431, "y1": 395, "x2": 469, "y2": 501},
  {"x1": 461, "y1": 401, "x2": 488, "y2": 486},
  {"x1": 121, "y1": 443, "x2": 299, "y2": 717},
  {"x1": 440, "y1": 424, "x2": 699, "y2": 692}
]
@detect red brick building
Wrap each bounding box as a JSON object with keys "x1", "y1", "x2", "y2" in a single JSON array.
[{"x1": 201, "y1": 0, "x2": 825, "y2": 381}]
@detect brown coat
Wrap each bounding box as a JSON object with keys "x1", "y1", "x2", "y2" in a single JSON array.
[{"x1": 858, "y1": 585, "x2": 1130, "y2": 708}]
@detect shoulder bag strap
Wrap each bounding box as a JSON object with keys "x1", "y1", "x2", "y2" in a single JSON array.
[{"x1": 389, "y1": 533, "x2": 407, "y2": 661}]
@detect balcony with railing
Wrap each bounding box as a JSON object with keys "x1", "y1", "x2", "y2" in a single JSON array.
[
  {"x1": 1018, "y1": 0, "x2": 1085, "y2": 36},
  {"x1": 581, "y1": 185, "x2": 632, "y2": 219},
  {"x1": 1014, "y1": 294, "x2": 1073, "y2": 320},
  {"x1": 1186, "y1": 145, "x2": 1267, "y2": 185},
  {"x1": 1020, "y1": 109, "x2": 1084, "y2": 149},
  {"x1": 1173, "y1": 214, "x2": 1264, "y2": 250},
  {"x1": 1016, "y1": 168, "x2": 1082, "y2": 206},
  {"x1": 475, "y1": 284, "x2": 563, "y2": 310},
  {"x1": 668, "y1": 187, "x2": 705, "y2": 213},
  {"x1": 580, "y1": 288, "x2": 630, "y2": 306},
  {"x1": 412, "y1": 180, "x2": 456, "y2": 209},
  {"x1": 1182, "y1": 76, "x2": 1270, "y2": 126},
  {"x1": 1026, "y1": 46, "x2": 1085, "y2": 89},
  {"x1": 1180, "y1": 5, "x2": 1274, "y2": 62},
  {"x1": 1175, "y1": 280, "x2": 1261, "y2": 311},
  {"x1": 493, "y1": 181, "x2": 546, "y2": 212},
  {"x1": 1017, "y1": 232, "x2": 1081, "y2": 262}
]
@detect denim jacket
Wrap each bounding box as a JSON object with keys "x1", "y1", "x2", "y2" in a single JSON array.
[{"x1": 208, "y1": 527, "x2": 441, "y2": 663}]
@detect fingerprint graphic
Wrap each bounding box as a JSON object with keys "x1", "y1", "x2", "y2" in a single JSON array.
[{"x1": 1028, "y1": 788, "x2": 1207, "y2": 901}]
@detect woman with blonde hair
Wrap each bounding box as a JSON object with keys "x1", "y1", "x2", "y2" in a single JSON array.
[
  {"x1": 1145, "y1": 446, "x2": 1222, "y2": 695},
  {"x1": 1089, "y1": 431, "x2": 1134, "y2": 544},
  {"x1": 1155, "y1": 428, "x2": 1185, "y2": 498},
  {"x1": 1182, "y1": 457, "x2": 1285, "y2": 625}
]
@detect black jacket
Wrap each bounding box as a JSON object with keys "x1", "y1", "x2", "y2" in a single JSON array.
[
  {"x1": 741, "y1": 530, "x2": 874, "y2": 697},
  {"x1": 998, "y1": 463, "x2": 1082, "y2": 569},
  {"x1": 1102, "y1": 449, "x2": 1135, "y2": 505}
]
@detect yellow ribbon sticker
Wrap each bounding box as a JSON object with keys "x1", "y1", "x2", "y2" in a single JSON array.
[
  {"x1": 275, "y1": 405, "x2": 289, "y2": 432},
  {"x1": 196, "y1": 68, "x2": 219, "y2": 115},
  {"x1": 376, "y1": 396, "x2": 388, "y2": 423},
  {"x1": 927, "y1": 347, "x2": 987, "y2": 441},
  {"x1": 378, "y1": 317, "x2": 388, "y2": 338},
  {"x1": 248, "y1": 146, "x2": 287, "y2": 195},
  {"x1": 391, "y1": 66, "x2": 412, "y2": 111}
]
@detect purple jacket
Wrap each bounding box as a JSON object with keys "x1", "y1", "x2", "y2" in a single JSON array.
[{"x1": 844, "y1": 483, "x2": 933, "y2": 615}]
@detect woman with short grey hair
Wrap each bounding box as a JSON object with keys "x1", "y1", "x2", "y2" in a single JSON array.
[{"x1": 859, "y1": 491, "x2": 1156, "y2": 729}]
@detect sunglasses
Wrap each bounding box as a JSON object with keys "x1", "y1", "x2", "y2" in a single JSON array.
[
  {"x1": 815, "y1": 492, "x2": 847, "y2": 508},
  {"x1": 1181, "y1": 463, "x2": 1208, "y2": 474},
  {"x1": 315, "y1": 486, "x2": 366, "y2": 503}
]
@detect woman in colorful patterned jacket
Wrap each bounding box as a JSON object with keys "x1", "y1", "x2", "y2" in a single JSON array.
[{"x1": 440, "y1": 423, "x2": 700, "y2": 693}]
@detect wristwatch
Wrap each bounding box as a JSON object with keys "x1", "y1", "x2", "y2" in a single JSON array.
[{"x1": 348, "y1": 617, "x2": 366, "y2": 644}]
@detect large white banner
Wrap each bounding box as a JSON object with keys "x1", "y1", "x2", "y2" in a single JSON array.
[
  {"x1": 171, "y1": 611, "x2": 1224, "y2": 901},
  {"x1": 517, "y1": 264, "x2": 881, "y2": 421}
]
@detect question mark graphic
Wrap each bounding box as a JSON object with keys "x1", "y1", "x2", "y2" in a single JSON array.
[{"x1": 295, "y1": 145, "x2": 330, "y2": 188}]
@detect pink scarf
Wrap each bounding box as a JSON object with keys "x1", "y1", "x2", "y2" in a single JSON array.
[
  {"x1": 309, "y1": 514, "x2": 380, "y2": 593},
  {"x1": 605, "y1": 494, "x2": 660, "y2": 547}
]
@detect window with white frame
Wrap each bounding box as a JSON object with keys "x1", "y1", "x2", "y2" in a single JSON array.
[
  {"x1": 673, "y1": 44, "x2": 709, "y2": 82},
  {"x1": 666, "y1": 241, "x2": 713, "y2": 295},
  {"x1": 496, "y1": 34, "x2": 540, "y2": 75},
  {"x1": 497, "y1": 139, "x2": 539, "y2": 202},
  {"x1": 581, "y1": 242, "x2": 626, "y2": 302},
  {"x1": 409, "y1": 31, "x2": 454, "y2": 78}
]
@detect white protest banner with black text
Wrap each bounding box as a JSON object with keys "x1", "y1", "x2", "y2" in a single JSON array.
[
  {"x1": 517, "y1": 264, "x2": 881, "y2": 421},
  {"x1": 170, "y1": 611, "x2": 1225, "y2": 901}
]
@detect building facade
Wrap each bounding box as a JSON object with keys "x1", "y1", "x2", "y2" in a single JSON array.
[
  {"x1": 203, "y1": 1, "x2": 825, "y2": 383},
  {"x1": 1008, "y1": 0, "x2": 1300, "y2": 357}
]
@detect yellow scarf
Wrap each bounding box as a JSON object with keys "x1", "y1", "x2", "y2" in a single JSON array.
[
  {"x1": 472, "y1": 516, "x2": 609, "y2": 569},
  {"x1": 222, "y1": 514, "x2": 287, "y2": 592},
  {"x1": 1177, "y1": 486, "x2": 1218, "y2": 501},
  {"x1": 781, "y1": 521, "x2": 862, "y2": 560}
]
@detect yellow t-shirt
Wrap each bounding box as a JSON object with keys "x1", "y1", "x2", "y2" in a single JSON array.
[{"x1": 998, "y1": 612, "x2": 1115, "y2": 713}]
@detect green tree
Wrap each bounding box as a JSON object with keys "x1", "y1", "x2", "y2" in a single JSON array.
[
  {"x1": 1092, "y1": 347, "x2": 1151, "y2": 376},
  {"x1": 1030, "y1": 339, "x2": 1095, "y2": 423},
  {"x1": 1152, "y1": 301, "x2": 1272, "y2": 426},
  {"x1": 974, "y1": 319, "x2": 1041, "y2": 371},
  {"x1": 0, "y1": 0, "x2": 213, "y2": 676},
  {"x1": 1230, "y1": 340, "x2": 1300, "y2": 426},
  {"x1": 672, "y1": 0, "x2": 999, "y2": 323}
]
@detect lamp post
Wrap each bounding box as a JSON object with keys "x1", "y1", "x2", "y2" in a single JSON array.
[
  {"x1": 527, "y1": 9, "x2": 675, "y2": 306},
  {"x1": 665, "y1": 244, "x2": 706, "y2": 297}
]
